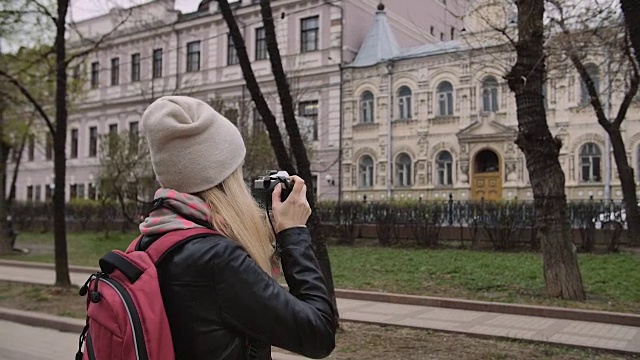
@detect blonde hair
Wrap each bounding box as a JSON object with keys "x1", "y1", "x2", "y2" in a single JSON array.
[{"x1": 197, "y1": 167, "x2": 276, "y2": 274}]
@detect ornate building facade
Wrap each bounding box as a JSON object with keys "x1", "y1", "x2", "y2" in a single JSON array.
[
  {"x1": 13, "y1": 0, "x2": 464, "y2": 202},
  {"x1": 341, "y1": 4, "x2": 640, "y2": 202}
]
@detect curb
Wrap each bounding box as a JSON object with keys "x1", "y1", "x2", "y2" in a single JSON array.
[
  {"x1": 0, "y1": 307, "x2": 84, "y2": 333},
  {"x1": 0, "y1": 259, "x2": 96, "y2": 274},
  {"x1": 336, "y1": 289, "x2": 640, "y2": 328},
  {"x1": 2, "y1": 260, "x2": 639, "y2": 327}
]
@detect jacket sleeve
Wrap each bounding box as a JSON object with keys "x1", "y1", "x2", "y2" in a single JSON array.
[{"x1": 212, "y1": 227, "x2": 337, "y2": 359}]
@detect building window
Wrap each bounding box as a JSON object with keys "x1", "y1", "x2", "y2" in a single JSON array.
[
  {"x1": 450, "y1": 26, "x2": 455, "y2": 40},
  {"x1": 360, "y1": 91, "x2": 374, "y2": 123},
  {"x1": 186, "y1": 41, "x2": 201, "y2": 72},
  {"x1": 228, "y1": 35, "x2": 239, "y2": 65},
  {"x1": 301, "y1": 16, "x2": 319, "y2": 53},
  {"x1": 152, "y1": 49, "x2": 163, "y2": 78},
  {"x1": 253, "y1": 108, "x2": 265, "y2": 134},
  {"x1": 34, "y1": 185, "x2": 41, "y2": 202},
  {"x1": 482, "y1": 76, "x2": 499, "y2": 112},
  {"x1": 359, "y1": 155, "x2": 374, "y2": 188},
  {"x1": 70, "y1": 184, "x2": 78, "y2": 200},
  {"x1": 255, "y1": 27, "x2": 267, "y2": 60},
  {"x1": 88, "y1": 183, "x2": 97, "y2": 200},
  {"x1": 437, "y1": 151, "x2": 453, "y2": 186},
  {"x1": 397, "y1": 86, "x2": 412, "y2": 119},
  {"x1": 70, "y1": 129, "x2": 78, "y2": 159},
  {"x1": 78, "y1": 184, "x2": 85, "y2": 199},
  {"x1": 430, "y1": 26, "x2": 435, "y2": 36},
  {"x1": 109, "y1": 124, "x2": 118, "y2": 156},
  {"x1": 89, "y1": 126, "x2": 98, "y2": 157},
  {"x1": 72, "y1": 65, "x2": 80, "y2": 81},
  {"x1": 111, "y1": 57, "x2": 120, "y2": 86},
  {"x1": 298, "y1": 100, "x2": 319, "y2": 141},
  {"x1": 91, "y1": 62, "x2": 99, "y2": 88},
  {"x1": 28, "y1": 134, "x2": 35, "y2": 161},
  {"x1": 45, "y1": 133, "x2": 53, "y2": 160},
  {"x1": 437, "y1": 81, "x2": 454, "y2": 116},
  {"x1": 129, "y1": 121, "x2": 139, "y2": 155},
  {"x1": 131, "y1": 53, "x2": 141, "y2": 82},
  {"x1": 45, "y1": 185, "x2": 52, "y2": 201},
  {"x1": 396, "y1": 153, "x2": 412, "y2": 187},
  {"x1": 580, "y1": 63, "x2": 600, "y2": 105},
  {"x1": 26, "y1": 185, "x2": 33, "y2": 202},
  {"x1": 440, "y1": 32, "x2": 444, "y2": 41},
  {"x1": 580, "y1": 143, "x2": 601, "y2": 182}
]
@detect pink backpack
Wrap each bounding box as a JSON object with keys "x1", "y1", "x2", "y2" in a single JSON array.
[{"x1": 76, "y1": 228, "x2": 219, "y2": 360}]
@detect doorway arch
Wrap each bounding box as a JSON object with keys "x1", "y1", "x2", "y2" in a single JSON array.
[{"x1": 471, "y1": 149, "x2": 502, "y2": 201}]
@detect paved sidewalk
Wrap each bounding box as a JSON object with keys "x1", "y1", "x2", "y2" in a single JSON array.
[
  {"x1": 1, "y1": 263, "x2": 639, "y2": 355},
  {"x1": 0, "y1": 320, "x2": 307, "y2": 360}
]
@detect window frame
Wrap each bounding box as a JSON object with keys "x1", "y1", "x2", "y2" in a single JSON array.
[
  {"x1": 436, "y1": 81, "x2": 454, "y2": 116},
  {"x1": 360, "y1": 91, "x2": 375, "y2": 123},
  {"x1": 152, "y1": 48, "x2": 163, "y2": 78},
  {"x1": 110, "y1": 57, "x2": 120, "y2": 86},
  {"x1": 298, "y1": 100, "x2": 319, "y2": 141},
  {"x1": 397, "y1": 86, "x2": 412, "y2": 120},
  {"x1": 481, "y1": 76, "x2": 499, "y2": 112},
  {"x1": 255, "y1": 27, "x2": 267, "y2": 61},
  {"x1": 436, "y1": 151, "x2": 454, "y2": 186},
  {"x1": 300, "y1": 16, "x2": 320, "y2": 53},
  {"x1": 90, "y1": 62, "x2": 100, "y2": 88},
  {"x1": 228, "y1": 34, "x2": 239, "y2": 65},
  {"x1": 580, "y1": 142, "x2": 602, "y2": 183},
  {"x1": 395, "y1": 153, "x2": 412, "y2": 187},
  {"x1": 70, "y1": 128, "x2": 79, "y2": 159},
  {"x1": 186, "y1": 41, "x2": 202, "y2": 72},
  {"x1": 131, "y1": 53, "x2": 141, "y2": 82},
  {"x1": 359, "y1": 155, "x2": 375, "y2": 188}
]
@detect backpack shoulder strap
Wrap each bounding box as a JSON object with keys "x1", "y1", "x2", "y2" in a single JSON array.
[{"x1": 129, "y1": 228, "x2": 221, "y2": 265}]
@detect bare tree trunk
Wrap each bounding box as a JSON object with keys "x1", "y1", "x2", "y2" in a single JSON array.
[
  {"x1": 53, "y1": 0, "x2": 71, "y2": 287},
  {"x1": 259, "y1": 0, "x2": 339, "y2": 323},
  {"x1": 217, "y1": 0, "x2": 294, "y2": 174},
  {"x1": 610, "y1": 129, "x2": 640, "y2": 245},
  {"x1": 0, "y1": 105, "x2": 10, "y2": 254},
  {"x1": 621, "y1": 0, "x2": 640, "y2": 65},
  {"x1": 7, "y1": 122, "x2": 31, "y2": 208},
  {"x1": 506, "y1": 0, "x2": 585, "y2": 299}
]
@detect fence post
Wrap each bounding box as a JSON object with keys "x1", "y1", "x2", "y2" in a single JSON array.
[{"x1": 448, "y1": 193, "x2": 454, "y2": 226}]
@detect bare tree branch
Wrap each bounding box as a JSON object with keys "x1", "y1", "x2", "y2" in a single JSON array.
[
  {"x1": 65, "y1": 9, "x2": 133, "y2": 66},
  {"x1": 613, "y1": 32, "x2": 640, "y2": 127},
  {"x1": 0, "y1": 69, "x2": 55, "y2": 135},
  {"x1": 31, "y1": 0, "x2": 57, "y2": 24}
]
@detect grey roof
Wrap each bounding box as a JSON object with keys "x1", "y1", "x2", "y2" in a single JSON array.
[
  {"x1": 398, "y1": 40, "x2": 461, "y2": 60},
  {"x1": 348, "y1": 8, "x2": 400, "y2": 68}
]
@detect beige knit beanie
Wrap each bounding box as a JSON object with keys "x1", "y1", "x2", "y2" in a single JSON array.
[{"x1": 141, "y1": 96, "x2": 246, "y2": 194}]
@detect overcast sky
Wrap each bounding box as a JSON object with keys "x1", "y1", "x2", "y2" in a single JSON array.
[{"x1": 70, "y1": 0, "x2": 200, "y2": 22}]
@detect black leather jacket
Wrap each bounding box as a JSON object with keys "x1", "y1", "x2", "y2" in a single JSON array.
[{"x1": 139, "y1": 227, "x2": 336, "y2": 360}]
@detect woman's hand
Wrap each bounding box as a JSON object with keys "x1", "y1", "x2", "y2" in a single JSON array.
[{"x1": 271, "y1": 175, "x2": 312, "y2": 233}]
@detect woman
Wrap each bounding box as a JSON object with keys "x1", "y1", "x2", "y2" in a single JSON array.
[{"x1": 138, "y1": 96, "x2": 336, "y2": 359}]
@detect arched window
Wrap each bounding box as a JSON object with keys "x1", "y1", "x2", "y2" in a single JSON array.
[
  {"x1": 437, "y1": 81, "x2": 454, "y2": 116},
  {"x1": 580, "y1": 64, "x2": 600, "y2": 105},
  {"x1": 360, "y1": 91, "x2": 374, "y2": 123},
  {"x1": 359, "y1": 155, "x2": 374, "y2": 187},
  {"x1": 580, "y1": 143, "x2": 601, "y2": 182},
  {"x1": 395, "y1": 153, "x2": 412, "y2": 187},
  {"x1": 482, "y1": 76, "x2": 499, "y2": 112},
  {"x1": 397, "y1": 86, "x2": 412, "y2": 119},
  {"x1": 437, "y1": 151, "x2": 453, "y2": 186}
]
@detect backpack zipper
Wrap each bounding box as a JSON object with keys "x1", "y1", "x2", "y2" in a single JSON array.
[{"x1": 99, "y1": 276, "x2": 150, "y2": 360}]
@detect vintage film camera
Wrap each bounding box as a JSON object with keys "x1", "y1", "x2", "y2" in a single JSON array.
[{"x1": 252, "y1": 170, "x2": 293, "y2": 207}]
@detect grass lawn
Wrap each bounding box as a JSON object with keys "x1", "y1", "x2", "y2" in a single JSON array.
[
  {"x1": 3, "y1": 231, "x2": 640, "y2": 313},
  {"x1": 0, "y1": 281, "x2": 631, "y2": 360}
]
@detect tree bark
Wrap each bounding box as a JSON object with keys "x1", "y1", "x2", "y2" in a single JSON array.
[
  {"x1": 610, "y1": 128, "x2": 640, "y2": 245},
  {"x1": 216, "y1": 0, "x2": 294, "y2": 175},
  {"x1": 620, "y1": 0, "x2": 640, "y2": 66},
  {"x1": 0, "y1": 105, "x2": 10, "y2": 254},
  {"x1": 53, "y1": 0, "x2": 71, "y2": 287},
  {"x1": 259, "y1": 0, "x2": 339, "y2": 324},
  {"x1": 506, "y1": 0, "x2": 585, "y2": 299}
]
